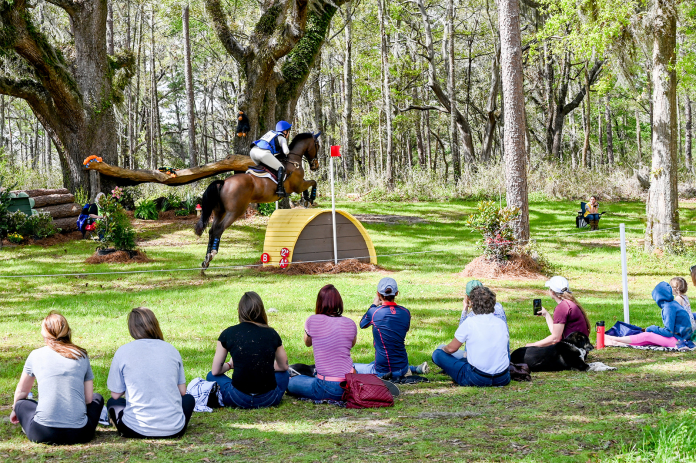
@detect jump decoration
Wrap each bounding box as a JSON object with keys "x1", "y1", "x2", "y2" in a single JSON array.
[{"x1": 261, "y1": 146, "x2": 377, "y2": 268}]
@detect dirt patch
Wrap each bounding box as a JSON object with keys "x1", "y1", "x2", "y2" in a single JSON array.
[
  {"x1": 461, "y1": 254, "x2": 547, "y2": 280},
  {"x1": 29, "y1": 231, "x2": 83, "y2": 247},
  {"x1": 352, "y1": 214, "x2": 429, "y2": 225},
  {"x1": 258, "y1": 258, "x2": 383, "y2": 275},
  {"x1": 85, "y1": 250, "x2": 153, "y2": 264},
  {"x1": 158, "y1": 211, "x2": 198, "y2": 221}
]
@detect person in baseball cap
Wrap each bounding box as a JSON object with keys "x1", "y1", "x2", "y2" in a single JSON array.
[
  {"x1": 354, "y1": 278, "x2": 429, "y2": 379},
  {"x1": 526, "y1": 276, "x2": 591, "y2": 347},
  {"x1": 458, "y1": 280, "x2": 509, "y2": 354}
]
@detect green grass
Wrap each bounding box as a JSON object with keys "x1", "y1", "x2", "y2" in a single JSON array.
[{"x1": 1, "y1": 199, "x2": 695, "y2": 462}]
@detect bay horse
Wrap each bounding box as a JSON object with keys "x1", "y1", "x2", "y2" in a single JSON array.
[{"x1": 195, "y1": 132, "x2": 321, "y2": 269}]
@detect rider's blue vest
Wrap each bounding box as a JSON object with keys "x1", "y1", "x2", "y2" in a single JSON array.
[{"x1": 253, "y1": 131, "x2": 281, "y2": 155}]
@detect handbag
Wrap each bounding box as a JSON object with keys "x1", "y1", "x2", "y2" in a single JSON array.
[{"x1": 341, "y1": 373, "x2": 394, "y2": 409}]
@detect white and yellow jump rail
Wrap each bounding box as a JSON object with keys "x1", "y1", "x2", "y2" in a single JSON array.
[{"x1": 262, "y1": 209, "x2": 377, "y2": 266}]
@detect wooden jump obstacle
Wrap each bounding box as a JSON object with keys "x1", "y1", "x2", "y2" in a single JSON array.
[{"x1": 262, "y1": 209, "x2": 377, "y2": 266}]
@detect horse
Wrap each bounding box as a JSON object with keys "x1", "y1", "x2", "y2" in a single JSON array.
[{"x1": 195, "y1": 132, "x2": 321, "y2": 269}]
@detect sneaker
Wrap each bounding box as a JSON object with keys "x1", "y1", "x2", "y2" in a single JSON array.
[{"x1": 416, "y1": 362, "x2": 430, "y2": 375}]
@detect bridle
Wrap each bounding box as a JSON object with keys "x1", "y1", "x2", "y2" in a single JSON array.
[{"x1": 284, "y1": 136, "x2": 319, "y2": 171}]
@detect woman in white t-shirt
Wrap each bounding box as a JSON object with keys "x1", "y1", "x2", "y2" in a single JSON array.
[
  {"x1": 107, "y1": 308, "x2": 195, "y2": 438},
  {"x1": 10, "y1": 312, "x2": 103, "y2": 445},
  {"x1": 432, "y1": 286, "x2": 510, "y2": 387}
]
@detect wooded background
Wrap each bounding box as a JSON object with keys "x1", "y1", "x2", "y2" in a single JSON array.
[{"x1": 1, "y1": 0, "x2": 694, "y2": 223}]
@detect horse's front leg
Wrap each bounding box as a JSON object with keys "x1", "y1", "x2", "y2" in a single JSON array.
[{"x1": 298, "y1": 180, "x2": 317, "y2": 205}]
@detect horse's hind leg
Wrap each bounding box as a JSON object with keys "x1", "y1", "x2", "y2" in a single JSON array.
[{"x1": 201, "y1": 208, "x2": 246, "y2": 270}]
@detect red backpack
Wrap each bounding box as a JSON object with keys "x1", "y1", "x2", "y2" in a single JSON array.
[{"x1": 341, "y1": 373, "x2": 394, "y2": 409}]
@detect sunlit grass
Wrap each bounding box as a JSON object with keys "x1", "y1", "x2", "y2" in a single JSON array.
[{"x1": 0, "y1": 199, "x2": 695, "y2": 461}]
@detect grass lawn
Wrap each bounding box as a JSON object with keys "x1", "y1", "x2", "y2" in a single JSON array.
[{"x1": 1, "y1": 199, "x2": 695, "y2": 462}]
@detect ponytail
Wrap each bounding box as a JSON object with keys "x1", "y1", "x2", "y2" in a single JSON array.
[{"x1": 41, "y1": 311, "x2": 88, "y2": 360}]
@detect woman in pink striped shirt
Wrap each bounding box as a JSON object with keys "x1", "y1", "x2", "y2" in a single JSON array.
[{"x1": 287, "y1": 285, "x2": 357, "y2": 402}]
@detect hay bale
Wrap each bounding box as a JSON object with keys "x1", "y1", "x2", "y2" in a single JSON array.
[{"x1": 85, "y1": 250, "x2": 152, "y2": 264}]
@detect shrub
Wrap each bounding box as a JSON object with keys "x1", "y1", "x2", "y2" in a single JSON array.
[
  {"x1": 7, "y1": 210, "x2": 27, "y2": 234},
  {"x1": 95, "y1": 188, "x2": 137, "y2": 251},
  {"x1": 465, "y1": 201, "x2": 520, "y2": 262},
  {"x1": 160, "y1": 191, "x2": 183, "y2": 212},
  {"x1": 177, "y1": 194, "x2": 199, "y2": 216},
  {"x1": 257, "y1": 202, "x2": 276, "y2": 216},
  {"x1": 0, "y1": 176, "x2": 16, "y2": 246},
  {"x1": 134, "y1": 199, "x2": 159, "y2": 220},
  {"x1": 7, "y1": 232, "x2": 23, "y2": 244},
  {"x1": 22, "y1": 212, "x2": 58, "y2": 239}
]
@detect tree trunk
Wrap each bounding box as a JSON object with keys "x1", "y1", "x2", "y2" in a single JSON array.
[
  {"x1": 342, "y1": 2, "x2": 354, "y2": 175},
  {"x1": 636, "y1": 105, "x2": 642, "y2": 164},
  {"x1": 183, "y1": 3, "x2": 198, "y2": 167},
  {"x1": 686, "y1": 94, "x2": 692, "y2": 171},
  {"x1": 414, "y1": 89, "x2": 426, "y2": 168},
  {"x1": 645, "y1": 0, "x2": 679, "y2": 251},
  {"x1": 598, "y1": 112, "x2": 604, "y2": 164},
  {"x1": 378, "y1": 0, "x2": 394, "y2": 189},
  {"x1": 582, "y1": 66, "x2": 591, "y2": 168},
  {"x1": 605, "y1": 94, "x2": 614, "y2": 164},
  {"x1": 447, "y1": 0, "x2": 460, "y2": 181},
  {"x1": 481, "y1": 44, "x2": 501, "y2": 162},
  {"x1": 107, "y1": 0, "x2": 114, "y2": 55},
  {"x1": 0, "y1": 0, "x2": 133, "y2": 193},
  {"x1": 498, "y1": 0, "x2": 529, "y2": 240}
]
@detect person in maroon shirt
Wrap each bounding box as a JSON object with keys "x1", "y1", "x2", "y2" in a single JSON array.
[{"x1": 526, "y1": 276, "x2": 591, "y2": 347}]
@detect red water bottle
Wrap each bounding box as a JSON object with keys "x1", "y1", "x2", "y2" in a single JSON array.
[{"x1": 596, "y1": 321, "x2": 605, "y2": 349}]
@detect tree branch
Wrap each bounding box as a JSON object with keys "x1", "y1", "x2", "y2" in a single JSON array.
[
  {"x1": 203, "y1": 0, "x2": 248, "y2": 63},
  {"x1": 562, "y1": 59, "x2": 604, "y2": 117},
  {"x1": 43, "y1": 0, "x2": 81, "y2": 15}
]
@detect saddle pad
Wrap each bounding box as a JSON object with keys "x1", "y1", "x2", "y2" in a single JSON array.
[
  {"x1": 609, "y1": 345, "x2": 696, "y2": 352},
  {"x1": 245, "y1": 168, "x2": 278, "y2": 184}
]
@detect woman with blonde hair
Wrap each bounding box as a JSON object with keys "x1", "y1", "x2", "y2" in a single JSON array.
[
  {"x1": 207, "y1": 292, "x2": 289, "y2": 408},
  {"x1": 526, "y1": 276, "x2": 591, "y2": 347},
  {"x1": 10, "y1": 312, "x2": 103, "y2": 445},
  {"x1": 107, "y1": 307, "x2": 194, "y2": 438}
]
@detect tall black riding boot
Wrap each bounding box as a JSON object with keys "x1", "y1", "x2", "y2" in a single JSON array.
[{"x1": 275, "y1": 166, "x2": 287, "y2": 197}]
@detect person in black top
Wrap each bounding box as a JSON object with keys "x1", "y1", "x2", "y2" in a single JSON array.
[{"x1": 206, "y1": 292, "x2": 289, "y2": 408}]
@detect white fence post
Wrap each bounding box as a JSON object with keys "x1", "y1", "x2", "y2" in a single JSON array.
[{"x1": 620, "y1": 223, "x2": 630, "y2": 323}]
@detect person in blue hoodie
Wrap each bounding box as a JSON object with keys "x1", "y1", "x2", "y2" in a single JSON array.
[{"x1": 605, "y1": 282, "x2": 694, "y2": 349}]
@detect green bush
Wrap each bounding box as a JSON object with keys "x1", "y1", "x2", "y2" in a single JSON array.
[
  {"x1": 134, "y1": 199, "x2": 159, "y2": 220},
  {"x1": 0, "y1": 175, "x2": 16, "y2": 244},
  {"x1": 95, "y1": 189, "x2": 137, "y2": 251},
  {"x1": 7, "y1": 232, "x2": 23, "y2": 244},
  {"x1": 160, "y1": 191, "x2": 182, "y2": 212},
  {"x1": 23, "y1": 212, "x2": 58, "y2": 239},
  {"x1": 257, "y1": 202, "x2": 276, "y2": 216},
  {"x1": 465, "y1": 201, "x2": 520, "y2": 262},
  {"x1": 177, "y1": 194, "x2": 198, "y2": 216}
]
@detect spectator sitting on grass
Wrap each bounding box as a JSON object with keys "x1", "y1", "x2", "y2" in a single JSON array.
[
  {"x1": 526, "y1": 276, "x2": 590, "y2": 347},
  {"x1": 107, "y1": 308, "x2": 195, "y2": 439},
  {"x1": 207, "y1": 292, "x2": 289, "y2": 409},
  {"x1": 287, "y1": 285, "x2": 357, "y2": 402},
  {"x1": 10, "y1": 312, "x2": 103, "y2": 445},
  {"x1": 605, "y1": 282, "x2": 694, "y2": 349},
  {"x1": 454, "y1": 279, "x2": 509, "y2": 359},
  {"x1": 432, "y1": 286, "x2": 510, "y2": 387},
  {"x1": 353, "y1": 277, "x2": 429, "y2": 379}
]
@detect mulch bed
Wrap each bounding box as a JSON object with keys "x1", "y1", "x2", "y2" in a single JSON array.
[
  {"x1": 85, "y1": 250, "x2": 152, "y2": 264},
  {"x1": 2, "y1": 231, "x2": 83, "y2": 248},
  {"x1": 257, "y1": 258, "x2": 382, "y2": 275},
  {"x1": 461, "y1": 253, "x2": 547, "y2": 280}
]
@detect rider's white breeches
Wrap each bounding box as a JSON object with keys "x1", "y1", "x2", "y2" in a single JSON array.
[{"x1": 250, "y1": 147, "x2": 283, "y2": 171}]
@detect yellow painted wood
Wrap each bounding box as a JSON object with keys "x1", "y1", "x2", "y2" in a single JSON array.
[{"x1": 261, "y1": 209, "x2": 377, "y2": 266}]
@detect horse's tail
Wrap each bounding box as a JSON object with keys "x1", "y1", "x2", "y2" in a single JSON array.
[{"x1": 195, "y1": 180, "x2": 225, "y2": 236}]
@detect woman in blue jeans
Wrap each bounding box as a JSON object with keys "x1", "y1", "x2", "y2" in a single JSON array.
[
  {"x1": 207, "y1": 292, "x2": 290, "y2": 408},
  {"x1": 432, "y1": 286, "x2": 510, "y2": 387},
  {"x1": 288, "y1": 285, "x2": 358, "y2": 401}
]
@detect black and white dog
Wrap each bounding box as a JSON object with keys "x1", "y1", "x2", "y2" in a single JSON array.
[{"x1": 510, "y1": 332, "x2": 616, "y2": 372}]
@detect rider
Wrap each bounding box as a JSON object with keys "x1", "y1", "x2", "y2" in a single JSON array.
[{"x1": 250, "y1": 121, "x2": 292, "y2": 197}]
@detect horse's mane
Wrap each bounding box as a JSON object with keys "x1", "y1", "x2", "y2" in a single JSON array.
[{"x1": 288, "y1": 132, "x2": 315, "y2": 150}]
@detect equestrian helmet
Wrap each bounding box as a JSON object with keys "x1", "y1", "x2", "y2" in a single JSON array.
[{"x1": 275, "y1": 120, "x2": 292, "y2": 132}]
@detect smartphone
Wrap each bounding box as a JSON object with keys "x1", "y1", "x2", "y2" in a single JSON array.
[{"x1": 533, "y1": 299, "x2": 542, "y2": 316}]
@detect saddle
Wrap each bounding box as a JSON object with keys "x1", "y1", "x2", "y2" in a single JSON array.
[{"x1": 246, "y1": 165, "x2": 279, "y2": 184}]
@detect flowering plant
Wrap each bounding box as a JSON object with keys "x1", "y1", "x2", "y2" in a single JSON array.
[
  {"x1": 465, "y1": 201, "x2": 520, "y2": 262},
  {"x1": 7, "y1": 232, "x2": 23, "y2": 244},
  {"x1": 95, "y1": 192, "x2": 136, "y2": 251}
]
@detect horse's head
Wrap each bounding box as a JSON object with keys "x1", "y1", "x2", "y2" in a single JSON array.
[{"x1": 289, "y1": 132, "x2": 321, "y2": 171}]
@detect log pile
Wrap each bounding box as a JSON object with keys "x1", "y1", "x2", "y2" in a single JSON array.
[{"x1": 12, "y1": 188, "x2": 79, "y2": 232}]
